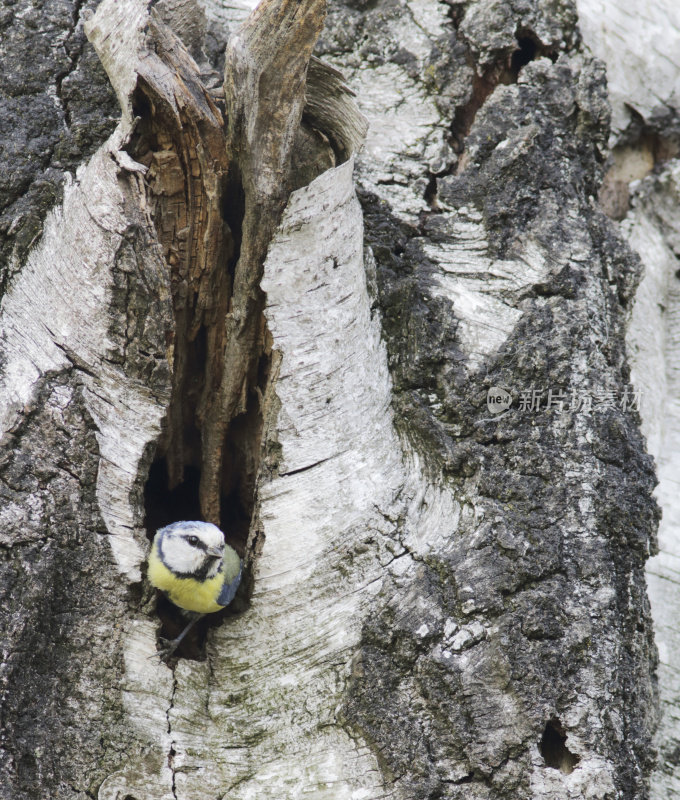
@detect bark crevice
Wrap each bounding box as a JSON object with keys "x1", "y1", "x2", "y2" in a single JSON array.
[{"x1": 114, "y1": 0, "x2": 334, "y2": 659}]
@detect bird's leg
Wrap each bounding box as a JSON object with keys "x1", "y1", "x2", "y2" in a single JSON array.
[{"x1": 158, "y1": 613, "x2": 203, "y2": 661}]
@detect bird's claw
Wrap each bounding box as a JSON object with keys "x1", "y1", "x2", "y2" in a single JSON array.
[{"x1": 157, "y1": 636, "x2": 181, "y2": 662}]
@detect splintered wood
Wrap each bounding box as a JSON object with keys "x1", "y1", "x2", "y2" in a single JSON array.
[
  {"x1": 198, "y1": 0, "x2": 327, "y2": 524},
  {"x1": 126, "y1": 1, "x2": 327, "y2": 531}
]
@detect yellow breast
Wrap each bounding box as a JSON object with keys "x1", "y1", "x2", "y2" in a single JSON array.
[{"x1": 148, "y1": 544, "x2": 226, "y2": 614}]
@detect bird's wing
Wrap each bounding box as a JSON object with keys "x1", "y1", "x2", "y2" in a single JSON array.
[{"x1": 217, "y1": 563, "x2": 242, "y2": 607}]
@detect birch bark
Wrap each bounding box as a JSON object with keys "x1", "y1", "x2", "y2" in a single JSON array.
[{"x1": 0, "y1": 0, "x2": 669, "y2": 799}]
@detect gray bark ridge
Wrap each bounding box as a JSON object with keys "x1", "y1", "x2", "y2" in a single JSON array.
[{"x1": 0, "y1": 0, "x2": 119, "y2": 288}]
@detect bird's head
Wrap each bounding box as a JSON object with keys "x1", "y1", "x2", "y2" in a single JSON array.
[{"x1": 155, "y1": 521, "x2": 225, "y2": 580}]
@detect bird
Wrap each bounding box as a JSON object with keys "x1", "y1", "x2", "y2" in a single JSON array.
[{"x1": 147, "y1": 520, "x2": 242, "y2": 660}]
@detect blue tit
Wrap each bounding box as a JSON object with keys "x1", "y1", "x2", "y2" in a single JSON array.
[{"x1": 148, "y1": 520, "x2": 242, "y2": 659}]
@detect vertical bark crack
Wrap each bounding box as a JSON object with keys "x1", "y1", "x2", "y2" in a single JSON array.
[{"x1": 166, "y1": 675, "x2": 178, "y2": 798}]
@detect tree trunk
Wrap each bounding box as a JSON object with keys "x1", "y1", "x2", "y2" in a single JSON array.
[
  {"x1": 0, "y1": 0, "x2": 668, "y2": 799},
  {"x1": 576, "y1": 2, "x2": 680, "y2": 797}
]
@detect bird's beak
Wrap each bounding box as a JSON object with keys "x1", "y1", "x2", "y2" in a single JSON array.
[{"x1": 207, "y1": 546, "x2": 224, "y2": 558}]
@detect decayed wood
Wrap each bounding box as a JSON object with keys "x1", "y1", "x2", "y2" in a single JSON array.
[
  {"x1": 130, "y1": 13, "x2": 232, "y2": 496},
  {"x1": 97, "y1": 0, "x2": 331, "y2": 533},
  {"x1": 198, "y1": 0, "x2": 327, "y2": 524},
  {"x1": 91, "y1": 0, "x2": 331, "y2": 543}
]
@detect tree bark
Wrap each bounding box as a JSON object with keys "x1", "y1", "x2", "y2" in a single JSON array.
[
  {"x1": 576, "y1": 2, "x2": 680, "y2": 797},
  {"x1": 0, "y1": 0, "x2": 669, "y2": 799}
]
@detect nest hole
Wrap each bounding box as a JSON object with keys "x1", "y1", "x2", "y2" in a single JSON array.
[
  {"x1": 511, "y1": 35, "x2": 538, "y2": 73},
  {"x1": 540, "y1": 718, "x2": 580, "y2": 775},
  {"x1": 128, "y1": 75, "x2": 271, "y2": 662},
  {"x1": 143, "y1": 454, "x2": 252, "y2": 661}
]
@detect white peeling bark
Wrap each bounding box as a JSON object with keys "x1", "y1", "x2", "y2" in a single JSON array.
[
  {"x1": 327, "y1": 10, "x2": 551, "y2": 373},
  {"x1": 207, "y1": 159, "x2": 401, "y2": 799},
  {"x1": 0, "y1": 127, "x2": 170, "y2": 581},
  {"x1": 422, "y1": 209, "x2": 552, "y2": 371},
  {"x1": 350, "y1": 61, "x2": 444, "y2": 221}
]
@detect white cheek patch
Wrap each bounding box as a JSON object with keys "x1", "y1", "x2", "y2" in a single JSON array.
[{"x1": 162, "y1": 537, "x2": 205, "y2": 574}]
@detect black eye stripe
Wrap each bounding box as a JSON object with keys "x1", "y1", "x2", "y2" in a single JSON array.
[{"x1": 184, "y1": 535, "x2": 207, "y2": 551}]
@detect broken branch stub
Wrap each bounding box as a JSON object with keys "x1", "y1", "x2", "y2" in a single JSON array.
[
  {"x1": 198, "y1": 0, "x2": 327, "y2": 524},
  {"x1": 304, "y1": 56, "x2": 368, "y2": 163}
]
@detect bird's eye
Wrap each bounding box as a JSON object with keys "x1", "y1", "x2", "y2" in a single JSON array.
[{"x1": 187, "y1": 535, "x2": 199, "y2": 546}]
